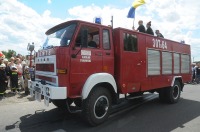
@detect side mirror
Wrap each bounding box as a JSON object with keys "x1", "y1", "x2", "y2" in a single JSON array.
[{"x1": 81, "y1": 29, "x2": 88, "y2": 48}]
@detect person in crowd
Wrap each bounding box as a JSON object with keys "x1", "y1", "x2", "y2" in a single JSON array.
[
  {"x1": 0, "y1": 63, "x2": 7, "y2": 100},
  {"x1": 9, "y1": 57, "x2": 15, "y2": 67},
  {"x1": 155, "y1": 30, "x2": 164, "y2": 38},
  {"x1": 195, "y1": 63, "x2": 200, "y2": 84},
  {"x1": 146, "y1": 21, "x2": 154, "y2": 35},
  {"x1": 191, "y1": 63, "x2": 196, "y2": 83},
  {"x1": 7, "y1": 62, "x2": 12, "y2": 88},
  {"x1": 16, "y1": 58, "x2": 24, "y2": 91},
  {"x1": 88, "y1": 34, "x2": 97, "y2": 48},
  {"x1": 22, "y1": 60, "x2": 26, "y2": 80},
  {"x1": 9, "y1": 57, "x2": 16, "y2": 92},
  {"x1": 23, "y1": 66, "x2": 30, "y2": 95},
  {"x1": 26, "y1": 55, "x2": 35, "y2": 67},
  {"x1": 137, "y1": 20, "x2": 145, "y2": 33},
  {"x1": 0, "y1": 51, "x2": 5, "y2": 65},
  {"x1": 3, "y1": 59, "x2": 11, "y2": 89},
  {"x1": 10, "y1": 65, "x2": 19, "y2": 93},
  {"x1": 21, "y1": 56, "x2": 26, "y2": 66}
]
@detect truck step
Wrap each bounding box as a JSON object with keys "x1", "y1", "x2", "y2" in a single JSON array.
[
  {"x1": 126, "y1": 95, "x2": 143, "y2": 100},
  {"x1": 67, "y1": 105, "x2": 82, "y2": 114}
]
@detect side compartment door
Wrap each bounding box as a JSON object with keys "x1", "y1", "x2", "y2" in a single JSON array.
[{"x1": 70, "y1": 25, "x2": 103, "y2": 96}]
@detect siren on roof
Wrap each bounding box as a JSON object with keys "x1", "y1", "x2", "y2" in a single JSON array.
[{"x1": 94, "y1": 17, "x2": 102, "y2": 24}]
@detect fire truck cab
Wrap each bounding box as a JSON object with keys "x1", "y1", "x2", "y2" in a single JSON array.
[{"x1": 28, "y1": 20, "x2": 191, "y2": 126}]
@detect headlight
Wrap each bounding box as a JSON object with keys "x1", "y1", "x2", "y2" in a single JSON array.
[{"x1": 46, "y1": 87, "x2": 50, "y2": 96}]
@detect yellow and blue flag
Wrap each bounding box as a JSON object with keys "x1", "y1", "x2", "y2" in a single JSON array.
[{"x1": 127, "y1": 0, "x2": 145, "y2": 18}]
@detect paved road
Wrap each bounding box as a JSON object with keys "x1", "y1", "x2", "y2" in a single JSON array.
[{"x1": 0, "y1": 84, "x2": 200, "y2": 132}]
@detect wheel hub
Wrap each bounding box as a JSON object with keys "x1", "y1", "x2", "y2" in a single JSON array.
[{"x1": 94, "y1": 95, "x2": 109, "y2": 119}]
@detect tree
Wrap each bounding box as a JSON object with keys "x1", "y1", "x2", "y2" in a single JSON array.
[{"x1": 2, "y1": 49, "x2": 16, "y2": 59}]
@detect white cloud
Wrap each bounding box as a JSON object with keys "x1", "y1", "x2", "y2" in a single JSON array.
[
  {"x1": 0, "y1": 0, "x2": 200, "y2": 61},
  {"x1": 0, "y1": 0, "x2": 62, "y2": 55},
  {"x1": 47, "y1": 0, "x2": 52, "y2": 4}
]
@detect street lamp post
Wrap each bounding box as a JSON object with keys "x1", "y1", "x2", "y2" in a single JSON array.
[{"x1": 27, "y1": 42, "x2": 35, "y2": 67}]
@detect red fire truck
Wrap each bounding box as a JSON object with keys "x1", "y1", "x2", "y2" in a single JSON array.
[{"x1": 28, "y1": 20, "x2": 191, "y2": 126}]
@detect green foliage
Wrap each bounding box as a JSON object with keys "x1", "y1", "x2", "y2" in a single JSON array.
[{"x1": 2, "y1": 49, "x2": 16, "y2": 59}]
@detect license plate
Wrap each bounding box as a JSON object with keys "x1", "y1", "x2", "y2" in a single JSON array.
[
  {"x1": 44, "y1": 96, "x2": 49, "y2": 106},
  {"x1": 35, "y1": 91, "x2": 41, "y2": 102},
  {"x1": 34, "y1": 86, "x2": 41, "y2": 93}
]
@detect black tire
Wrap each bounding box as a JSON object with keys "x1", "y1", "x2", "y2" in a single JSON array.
[
  {"x1": 52, "y1": 99, "x2": 73, "y2": 109},
  {"x1": 159, "y1": 88, "x2": 167, "y2": 103},
  {"x1": 74, "y1": 98, "x2": 82, "y2": 107},
  {"x1": 165, "y1": 81, "x2": 181, "y2": 104},
  {"x1": 82, "y1": 87, "x2": 112, "y2": 126}
]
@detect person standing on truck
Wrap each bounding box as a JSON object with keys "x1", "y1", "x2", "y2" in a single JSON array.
[
  {"x1": 88, "y1": 34, "x2": 97, "y2": 48},
  {"x1": 155, "y1": 30, "x2": 164, "y2": 38},
  {"x1": 146, "y1": 21, "x2": 154, "y2": 36},
  {"x1": 137, "y1": 20, "x2": 145, "y2": 33}
]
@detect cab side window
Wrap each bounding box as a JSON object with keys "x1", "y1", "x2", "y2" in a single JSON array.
[
  {"x1": 123, "y1": 33, "x2": 138, "y2": 52},
  {"x1": 75, "y1": 26, "x2": 99, "y2": 48},
  {"x1": 103, "y1": 29, "x2": 111, "y2": 50}
]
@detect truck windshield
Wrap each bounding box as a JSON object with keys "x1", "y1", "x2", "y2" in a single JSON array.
[{"x1": 43, "y1": 23, "x2": 77, "y2": 49}]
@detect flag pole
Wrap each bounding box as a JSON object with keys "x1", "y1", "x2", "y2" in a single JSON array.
[{"x1": 133, "y1": 18, "x2": 135, "y2": 30}]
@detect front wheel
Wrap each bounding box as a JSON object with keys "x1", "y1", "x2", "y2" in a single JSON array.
[{"x1": 82, "y1": 87, "x2": 112, "y2": 126}]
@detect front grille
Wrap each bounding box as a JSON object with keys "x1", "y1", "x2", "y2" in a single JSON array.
[
  {"x1": 36, "y1": 64, "x2": 54, "y2": 72},
  {"x1": 36, "y1": 75, "x2": 56, "y2": 83}
]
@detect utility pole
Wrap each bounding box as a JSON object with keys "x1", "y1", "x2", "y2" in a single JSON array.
[{"x1": 27, "y1": 42, "x2": 35, "y2": 67}]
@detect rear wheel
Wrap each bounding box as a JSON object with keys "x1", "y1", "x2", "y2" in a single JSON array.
[
  {"x1": 82, "y1": 87, "x2": 112, "y2": 126},
  {"x1": 159, "y1": 80, "x2": 181, "y2": 104},
  {"x1": 166, "y1": 80, "x2": 181, "y2": 104}
]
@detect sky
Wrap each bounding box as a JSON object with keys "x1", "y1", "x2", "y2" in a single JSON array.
[{"x1": 0, "y1": 0, "x2": 200, "y2": 61}]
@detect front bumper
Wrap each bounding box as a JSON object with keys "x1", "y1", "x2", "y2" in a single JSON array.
[{"x1": 28, "y1": 80, "x2": 67, "y2": 106}]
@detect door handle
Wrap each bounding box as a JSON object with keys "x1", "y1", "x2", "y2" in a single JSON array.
[
  {"x1": 95, "y1": 53, "x2": 102, "y2": 56},
  {"x1": 106, "y1": 52, "x2": 110, "y2": 55}
]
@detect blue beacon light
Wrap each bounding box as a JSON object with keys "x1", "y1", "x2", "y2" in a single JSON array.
[{"x1": 95, "y1": 17, "x2": 102, "y2": 24}]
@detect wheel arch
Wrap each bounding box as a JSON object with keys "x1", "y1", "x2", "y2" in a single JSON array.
[
  {"x1": 94, "y1": 82, "x2": 118, "y2": 104},
  {"x1": 82, "y1": 73, "x2": 117, "y2": 102},
  {"x1": 171, "y1": 76, "x2": 184, "y2": 91}
]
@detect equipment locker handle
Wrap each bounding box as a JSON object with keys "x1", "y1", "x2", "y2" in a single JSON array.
[{"x1": 95, "y1": 53, "x2": 102, "y2": 56}]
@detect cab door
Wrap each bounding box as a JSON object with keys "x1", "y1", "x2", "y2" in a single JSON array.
[
  {"x1": 102, "y1": 28, "x2": 114, "y2": 75},
  {"x1": 121, "y1": 32, "x2": 146, "y2": 94},
  {"x1": 70, "y1": 25, "x2": 103, "y2": 96}
]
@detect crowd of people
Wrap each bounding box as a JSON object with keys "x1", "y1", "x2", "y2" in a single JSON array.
[
  {"x1": 0, "y1": 51, "x2": 31, "y2": 100},
  {"x1": 191, "y1": 62, "x2": 200, "y2": 84},
  {"x1": 133, "y1": 20, "x2": 164, "y2": 38}
]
